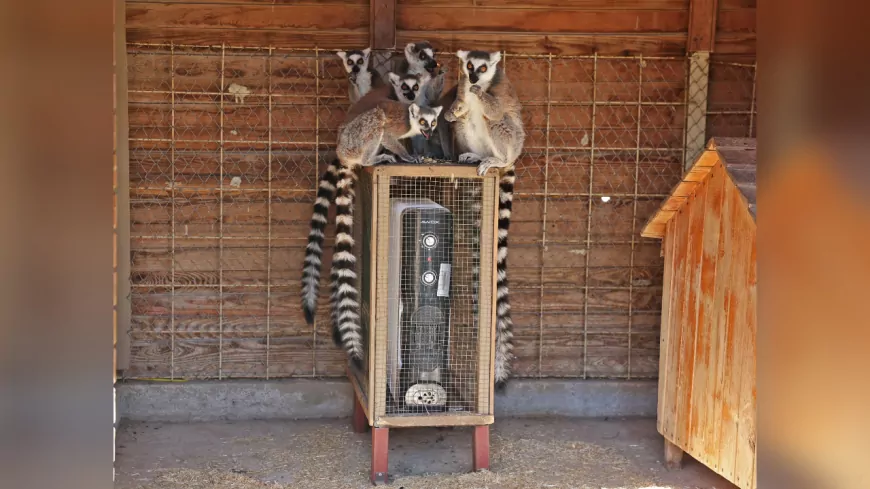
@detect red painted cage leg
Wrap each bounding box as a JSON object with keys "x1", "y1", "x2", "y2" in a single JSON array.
[
  {"x1": 472, "y1": 425, "x2": 490, "y2": 471},
  {"x1": 371, "y1": 427, "x2": 389, "y2": 485},
  {"x1": 352, "y1": 395, "x2": 368, "y2": 433}
]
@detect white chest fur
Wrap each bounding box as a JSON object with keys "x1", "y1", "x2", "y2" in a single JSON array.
[
  {"x1": 353, "y1": 71, "x2": 373, "y2": 99},
  {"x1": 462, "y1": 86, "x2": 498, "y2": 158}
]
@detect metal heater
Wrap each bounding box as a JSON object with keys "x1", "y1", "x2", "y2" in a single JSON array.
[{"x1": 387, "y1": 199, "x2": 453, "y2": 409}]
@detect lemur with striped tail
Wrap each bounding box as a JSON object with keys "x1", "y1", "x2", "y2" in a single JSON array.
[
  {"x1": 444, "y1": 50, "x2": 525, "y2": 388},
  {"x1": 300, "y1": 91, "x2": 443, "y2": 367}
]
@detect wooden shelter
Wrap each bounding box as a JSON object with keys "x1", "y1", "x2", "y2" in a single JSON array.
[{"x1": 641, "y1": 138, "x2": 757, "y2": 489}]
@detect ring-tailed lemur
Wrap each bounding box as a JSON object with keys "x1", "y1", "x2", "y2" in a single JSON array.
[
  {"x1": 336, "y1": 48, "x2": 385, "y2": 105},
  {"x1": 387, "y1": 71, "x2": 431, "y2": 105},
  {"x1": 445, "y1": 50, "x2": 525, "y2": 388},
  {"x1": 301, "y1": 96, "x2": 443, "y2": 367},
  {"x1": 398, "y1": 41, "x2": 449, "y2": 158}
]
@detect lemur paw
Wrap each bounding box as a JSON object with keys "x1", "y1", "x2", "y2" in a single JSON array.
[
  {"x1": 470, "y1": 85, "x2": 483, "y2": 96},
  {"x1": 447, "y1": 102, "x2": 468, "y2": 121},
  {"x1": 372, "y1": 154, "x2": 397, "y2": 166},
  {"x1": 399, "y1": 154, "x2": 422, "y2": 164},
  {"x1": 459, "y1": 153, "x2": 482, "y2": 165}
]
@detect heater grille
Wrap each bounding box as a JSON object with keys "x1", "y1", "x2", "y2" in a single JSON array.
[{"x1": 353, "y1": 168, "x2": 497, "y2": 420}]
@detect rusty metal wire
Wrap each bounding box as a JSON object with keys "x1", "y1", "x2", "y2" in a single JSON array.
[{"x1": 124, "y1": 43, "x2": 755, "y2": 381}]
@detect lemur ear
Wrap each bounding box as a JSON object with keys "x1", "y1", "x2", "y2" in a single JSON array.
[
  {"x1": 409, "y1": 104, "x2": 421, "y2": 119},
  {"x1": 362, "y1": 47, "x2": 371, "y2": 59},
  {"x1": 405, "y1": 43, "x2": 416, "y2": 55},
  {"x1": 456, "y1": 50, "x2": 470, "y2": 60},
  {"x1": 388, "y1": 72, "x2": 401, "y2": 85},
  {"x1": 432, "y1": 106, "x2": 443, "y2": 118},
  {"x1": 336, "y1": 51, "x2": 347, "y2": 62},
  {"x1": 490, "y1": 51, "x2": 502, "y2": 65}
]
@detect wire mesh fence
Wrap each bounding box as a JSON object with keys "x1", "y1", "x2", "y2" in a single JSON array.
[
  {"x1": 706, "y1": 58, "x2": 758, "y2": 140},
  {"x1": 124, "y1": 43, "x2": 756, "y2": 380}
]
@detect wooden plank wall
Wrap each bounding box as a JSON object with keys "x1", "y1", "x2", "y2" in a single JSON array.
[
  {"x1": 657, "y1": 161, "x2": 756, "y2": 488},
  {"x1": 122, "y1": 0, "x2": 756, "y2": 380}
]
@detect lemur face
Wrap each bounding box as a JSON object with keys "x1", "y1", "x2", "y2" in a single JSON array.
[
  {"x1": 388, "y1": 72, "x2": 430, "y2": 104},
  {"x1": 336, "y1": 48, "x2": 372, "y2": 79},
  {"x1": 405, "y1": 42, "x2": 440, "y2": 76},
  {"x1": 408, "y1": 104, "x2": 443, "y2": 140},
  {"x1": 457, "y1": 50, "x2": 501, "y2": 86}
]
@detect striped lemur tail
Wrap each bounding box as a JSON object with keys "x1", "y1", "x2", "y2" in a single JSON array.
[
  {"x1": 301, "y1": 159, "x2": 364, "y2": 368},
  {"x1": 301, "y1": 159, "x2": 341, "y2": 326},
  {"x1": 330, "y1": 166, "x2": 364, "y2": 368},
  {"x1": 494, "y1": 170, "x2": 515, "y2": 389},
  {"x1": 466, "y1": 169, "x2": 515, "y2": 390}
]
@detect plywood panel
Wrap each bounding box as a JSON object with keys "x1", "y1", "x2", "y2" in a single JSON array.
[
  {"x1": 674, "y1": 169, "x2": 707, "y2": 448},
  {"x1": 687, "y1": 163, "x2": 726, "y2": 459},
  {"x1": 716, "y1": 182, "x2": 750, "y2": 481}
]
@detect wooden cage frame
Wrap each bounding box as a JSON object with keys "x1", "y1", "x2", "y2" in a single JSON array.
[{"x1": 345, "y1": 164, "x2": 499, "y2": 483}]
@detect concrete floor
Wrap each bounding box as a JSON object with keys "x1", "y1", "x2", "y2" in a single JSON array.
[{"x1": 115, "y1": 417, "x2": 736, "y2": 489}]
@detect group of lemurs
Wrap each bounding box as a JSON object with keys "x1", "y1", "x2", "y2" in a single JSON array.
[{"x1": 300, "y1": 41, "x2": 525, "y2": 389}]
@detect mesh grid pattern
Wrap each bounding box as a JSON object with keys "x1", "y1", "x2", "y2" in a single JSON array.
[
  {"x1": 125, "y1": 43, "x2": 756, "y2": 380},
  {"x1": 355, "y1": 174, "x2": 491, "y2": 416}
]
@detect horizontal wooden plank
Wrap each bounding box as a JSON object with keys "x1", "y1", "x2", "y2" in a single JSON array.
[
  {"x1": 713, "y1": 31, "x2": 755, "y2": 54},
  {"x1": 127, "y1": 4, "x2": 368, "y2": 30},
  {"x1": 716, "y1": 8, "x2": 755, "y2": 33},
  {"x1": 130, "y1": 0, "x2": 367, "y2": 4},
  {"x1": 398, "y1": 7, "x2": 689, "y2": 33},
  {"x1": 397, "y1": 31, "x2": 688, "y2": 56},
  {"x1": 126, "y1": 27, "x2": 369, "y2": 49},
  {"x1": 400, "y1": 0, "x2": 689, "y2": 9}
]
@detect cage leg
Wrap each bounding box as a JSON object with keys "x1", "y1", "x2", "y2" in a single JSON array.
[
  {"x1": 352, "y1": 395, "x2": 368, "y2": 433},
  {"x1": 472, "y1": 425, "x2": 490, "y2": 471},
  {"x1": 371, "y1": 427, "x2": 389, "y2": 485},
  {"x1": 664, "y1": 438, "x2": 684, "y2": 470}
]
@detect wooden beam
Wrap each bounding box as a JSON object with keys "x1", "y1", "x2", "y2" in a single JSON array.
[
  {"x1": 370, "y1": 0, "x2": 397, "y2": 49},
  {"x1": 687, "y1": 0, "x2": 719, "y2": 52},
  {"x1": 116, "y1": 0, "x2": 131, "y2": 371}
]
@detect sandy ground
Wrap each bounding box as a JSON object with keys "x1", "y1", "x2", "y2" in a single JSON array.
[{"x1": 114, "y1": 417, "x2": 736, "y2": 489}]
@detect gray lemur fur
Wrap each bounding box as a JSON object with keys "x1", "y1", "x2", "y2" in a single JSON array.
[
  {"x1": 301, "y1": 92, "x2": 443, "y2": 367},
  {"x1": 398, "y1": 41, "x2": 450, "y2": 158},
  {"x1": 336, "y1": 48, "x2": 386, "y2": 105},
  {"x1": 445, "y1": 50, "x2": 524, "y2": 175},
  {"x1": 445, "y1": 49, "x2": 525, "y2": 388}
]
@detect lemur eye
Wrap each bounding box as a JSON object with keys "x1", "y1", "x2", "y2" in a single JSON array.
[
  {"x1": 419, "y1": 53, "x2": 426, "y2": 59},
  {"x1": 480, "y1": 65, "x2": 488, "y2": 73},
  {"x1": 401, "y1": 83, "x2": 409, "y2": 90},
  {"x1": 413, "y1": 84, "x2": 419, "y2": 91},
  {"x1": 432, "y1": 121, "x2": 437, "y2": 127},
  {"x1": 418, "y1": 118, "x2": 426, "y2": 125},
  {"x1": 357, "y1": 59, "x2": 364, "y2": 65},
  {"x1": 347, "y1": 59, "x2": 353, "y2": 66},
  {"x1": 466, "y1": 62, "x2": 473, "y2": 71}
]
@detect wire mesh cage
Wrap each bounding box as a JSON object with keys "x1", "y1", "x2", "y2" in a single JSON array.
[
  {"x1": 348, "y1": 165, "x2": 499, "y2": 428},
  {"x1": 124, "y1": 41, "x2": 757, "y2": 383}
]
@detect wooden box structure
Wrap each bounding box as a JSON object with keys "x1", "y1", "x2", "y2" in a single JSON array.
[
  {"x1": 346, "y1": 164, "x2": 499, "y2": 484},
  {"x1": 641, "y1": 138, "x2": 757, "y2": 489}
]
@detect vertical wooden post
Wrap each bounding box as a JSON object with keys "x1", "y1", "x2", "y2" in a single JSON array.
[
  {"x1": 682, "y1": 0, "x2": 718, "y2": 171},
  {"x1": 371, "y1": 427, "x2": 390, "y2": 485},
  {"x1": 684, "y1": 51, "x2": 711, "y2": 171},
  {"x1": 664, "y1": 438, "x2": 685, "y2": 470},
  {"x1": 472, "y1": 425, "x2": 490, "y2": 471},
  {"x1": 353, "y1": 395, "x2": 368, "y2": 433},
  {"x1": 114, "y1": 0, "x2": 130, "y2": 372},
  {"x1": 370, "y1": 0, "x2": 396, "y2": 50}
]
